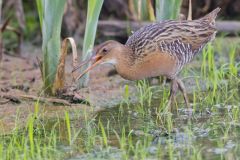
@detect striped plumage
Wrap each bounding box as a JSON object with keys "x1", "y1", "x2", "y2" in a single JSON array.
[
  {"x1": 125, "y1": 7, "x2": 220, "y2": 79},
  {"x1": 76, "y1": 7, "x2": 221, "y2": 107}
]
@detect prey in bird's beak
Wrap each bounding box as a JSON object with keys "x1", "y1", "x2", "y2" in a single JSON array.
[{"x1": 72, "y1": 51, "x2": 103, "y2": 81}]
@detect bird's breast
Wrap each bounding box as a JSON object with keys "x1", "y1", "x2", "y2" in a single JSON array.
[{"x1": 116, "y1": 51, "x2": 178, "y2": 80}]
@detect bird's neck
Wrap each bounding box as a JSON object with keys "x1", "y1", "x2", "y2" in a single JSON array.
[{"x1": 114, "y1": 45, "x2": 136, "y2": 80}]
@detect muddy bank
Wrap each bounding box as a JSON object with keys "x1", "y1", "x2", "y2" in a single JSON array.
[
  {"x1": 0, "y1": 44, "x2": 138, "y2": 134},
  {"x1": 1, "y1": 37, "x2": 240, "y2": 135}
]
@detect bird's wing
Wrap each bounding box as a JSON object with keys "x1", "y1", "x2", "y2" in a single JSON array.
[{"x1": 125, "y1": 20, "x2": 217, "y2": 64}]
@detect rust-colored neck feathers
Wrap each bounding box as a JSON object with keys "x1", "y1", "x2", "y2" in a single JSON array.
[{"x1": 93, "y1": 41, "x2": 137, "y2": 79}]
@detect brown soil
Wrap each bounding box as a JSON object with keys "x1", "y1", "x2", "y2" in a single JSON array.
[
  {"x1": 0, "y1": 44, "x2": 137, "y2": 135},
  {"x1": 1, "y1": 37, "x2": 239, "y2": 135}
]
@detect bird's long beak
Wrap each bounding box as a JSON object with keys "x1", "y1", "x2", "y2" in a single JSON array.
[{"x1": 74, "y1": 54, "x2": 103, "y2": 81}]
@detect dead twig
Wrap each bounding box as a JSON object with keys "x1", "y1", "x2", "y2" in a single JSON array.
[
  {"x1": 1, "y1": 17, "x2": 23, "y2": 56},
  {"x1": 14, "y1": 0, "x2": 25, "y2": 31},
  {"x1": 187, "y1": 0, "x2": 192, "y2": 20},
  {"x1": 2, "y1": 0, "x2": 25, "y2": 55},
  {"x1": 0, "y1": 99, "x2": 10, "y2": 105},
  {"x1": 21, "y1": 95, "x2": 72, "y2": 106},
  {"x1": 0, "y1": 94, "x2": 21, "y2": 103},
  {"x1": 0, "y1": 17, "x2": 11, "y2": 61},
  {"x1": 1, "y1": 16, "x2": 11, "y2": 32},
  {"x1": 0, "y1": 93, "x2": 72, "y2": 106}
]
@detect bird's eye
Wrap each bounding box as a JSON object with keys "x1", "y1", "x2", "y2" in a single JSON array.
[{"x1": 102, "y1": 48, "x2": 108, "y2": 53}]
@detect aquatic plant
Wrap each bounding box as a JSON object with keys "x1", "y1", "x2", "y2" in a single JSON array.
[
  {"x1": 155, "y1": 0, "x2": 182, "y2": 21},
  {"x1": 36, "y1": 0, "x2": 66, "y2": 95},
  {"x1": 129, "y1": 0, "x2": 182, "y2": 21},
  {"x1": 78, "y1": 0, "x2": 104, "y2": 87},
  {"x1": 36, "y1": 0, "x2": 103, "y2": 94}
]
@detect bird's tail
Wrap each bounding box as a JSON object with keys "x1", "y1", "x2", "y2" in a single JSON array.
[{"x1": 199, "y1": 7, "x2": 221, "y2": 25}]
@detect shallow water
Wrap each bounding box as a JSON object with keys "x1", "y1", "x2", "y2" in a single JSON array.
[
  {"x1": 90, "y1": 102, "x2": 240, "y2": 160},
  {"x1": 1, "y1": 38, "x2": 240, "y2": 159},
  {"x1": 41, "y1": 97, "x2": 239, "y2": 160}
]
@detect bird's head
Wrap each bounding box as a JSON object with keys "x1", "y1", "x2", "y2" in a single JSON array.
[{"x1": 73, "y1": 40, "x2": 125, "y2": 80}]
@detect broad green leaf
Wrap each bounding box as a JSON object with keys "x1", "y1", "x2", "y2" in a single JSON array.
[
  {"x1": 37, "y1": 0, "x2": 66, "y2": 95},
  {"x1": 155, "y1": 0, "x2": 182, "y2": 21},
  {"x1": 78, "y1": 0, "x2": 104, "y2": 87}
]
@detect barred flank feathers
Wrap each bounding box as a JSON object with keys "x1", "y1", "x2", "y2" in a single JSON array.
[{"x1": 125, "y1": 8, "x2": 221, "y2": 77}]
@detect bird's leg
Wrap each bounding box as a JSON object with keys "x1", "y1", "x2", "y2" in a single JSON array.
[
  {"x1": 167, "y1": 79, "x2": 178, "y2": 109},
  {"x1": 176, "y1": 78, "x2": 190, "y2": 108}
]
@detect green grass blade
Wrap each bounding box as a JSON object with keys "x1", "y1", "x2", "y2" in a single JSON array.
[
  {"x1": 99, "y1": 120, "x2": 108, "y2": 147},
  {"x1": 28, "y1": 116, "x2": 35, "y2": 157},
  {"x1": 78, "y1": 0, "x2": 103, "y2": 87},
  {"x1": 65, "y1": 111, "x2": 72, "y2": 145},
  {"x1": 36, "y1": 0, "x2": 43, "y2": 29}
]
